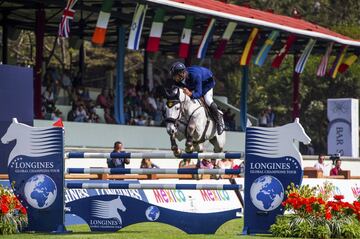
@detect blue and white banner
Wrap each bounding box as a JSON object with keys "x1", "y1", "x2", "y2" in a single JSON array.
[
  {"x1": 243, "y1": 119, "x2": 310, "y2": 234},
  {"x1": 327, "y1": 98, "x2": 359, "y2": 157},
  {"x1": 1, "y1": 118, "x2": 64, "y2": 232}
]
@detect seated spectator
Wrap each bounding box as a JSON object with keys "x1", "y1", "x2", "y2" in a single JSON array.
[
  {"x1": 197, "y1": 158, "x2": 214, "y2": 169},
  {"x1": 104, "y1": 108, "x2": 116, "y2": 124},
  {"x1": 178, "y1": 159, "x2": 194, "y2": 168},
  {"x1": 67, "y1": 103, "x2": 77, "y2": 121},
  {"x1": 51, "y1": 108, "x2": 63, "y2": 121},
  {"x1": 330, "y1": 159, "x2": 342, "y2": 176},
  {"x1": 217, "y1": 158, "x2": 234, "y2": 169},
  {"x1": 74, "y1": 104, "x2": 88, "y2": 122},
  {"x1": 96, "y1": 88, "x2": 112, "y2": 109},
  {"x1": 314, "y1": 154, "x2": 326, "y2": 172},
  {"x1": 107, "y1": 141, "x2": 129, "y2": 168},
  {"x1": 88, "y1": 111, "x2": 100, "y2": 123},
  {"x1": 140, "y1": 158, "x2": 159, "y2": 168}
]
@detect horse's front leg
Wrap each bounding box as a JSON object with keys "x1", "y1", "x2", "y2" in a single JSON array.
[
  {"x1": 185, "y1": 122, "x2": 196, "y2": 153},
  {"x1": 170, "y1": 134, "x2": 182, "y2": 156}
]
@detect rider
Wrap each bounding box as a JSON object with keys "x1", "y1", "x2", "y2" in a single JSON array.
[{"x1": 170, "y1": 62, "x2": 224, "y2": 135}]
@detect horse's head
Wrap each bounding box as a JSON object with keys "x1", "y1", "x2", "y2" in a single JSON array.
[
  {"x1": 1, "y1": 118, "x2": 19, "y2": 144},
  {"x1": 115, "y1": 196, "x2": 126, "y2": 212},
  {"x1": 164, "y1": 86, "x2": 183, "y2": 135},
  {"x1": 290, "y1": 118, "x2": 311, "y2": 145}
]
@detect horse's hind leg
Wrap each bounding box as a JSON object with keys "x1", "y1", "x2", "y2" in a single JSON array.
[{"x1": 209, "y1": 137, "x2": 223, "y2": 153}]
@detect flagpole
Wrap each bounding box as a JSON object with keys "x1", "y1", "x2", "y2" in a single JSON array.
[
  {"x1": 292, "y1": 53, "x2": 300, "y2": 120},
  {"x1": 115, "y1": 25, "x2": 125, "y2": 124},
  {"x1": 240, "y1": 66, "x2": 249, "y2": 132}
]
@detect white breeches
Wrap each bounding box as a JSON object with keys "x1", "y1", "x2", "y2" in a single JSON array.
[{"x1": 204, "y1": 88, "x2": 214, "y2": 106}]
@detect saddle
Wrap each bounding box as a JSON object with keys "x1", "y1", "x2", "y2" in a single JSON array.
[{"x1": 198, "y1": 97, "x2": 223, "y2": 122}]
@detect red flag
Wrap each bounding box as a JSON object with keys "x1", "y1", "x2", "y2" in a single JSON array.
[
  {"x1": 271, "y1": 34, "x2": 297, "y2": 68},
  {"x1": 53, "y1": 119, "x2": 64, "y2": 127}
]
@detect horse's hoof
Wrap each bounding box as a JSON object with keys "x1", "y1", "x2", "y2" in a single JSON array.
[
  {"x1": 173, "y1": 149, "x2": 182, "y2": 157},
  {"x1": 185, "y1": 146, "x2": 194, "y2": 153}
]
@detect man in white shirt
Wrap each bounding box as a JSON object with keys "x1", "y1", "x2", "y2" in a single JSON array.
[{"x1": 314, "y1": 154, "x2": 326, "y2": 172}]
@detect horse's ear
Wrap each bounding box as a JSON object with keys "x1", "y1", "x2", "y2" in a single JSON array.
[
  {"x1": 12, "y1": 118, "x2": 18, "y2": 123},
  {"x1": 294, "y1": 117, "x2": 299, "y2": 123}
]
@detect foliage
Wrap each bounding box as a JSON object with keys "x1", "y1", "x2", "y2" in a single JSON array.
[
  {"x1": 0, "y1": 185, "x2": 27, "y2": 235},
  {"x1": 270, "y1": 183, "x2": 360, "y2": 238}
]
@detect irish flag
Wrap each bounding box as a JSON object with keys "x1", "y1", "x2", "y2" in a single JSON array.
[
  {"x1": 197, "y1": 18, "x2": 216, "y2": 59},
  {"x1": 214, "y1": 22, "x2": 237, "y2": 59},
  {"x1": 179, "y1": 16, "x2": 194, "y2": 58},
  {"x1": 127, "y1": 4, "x2": 147, "y2": 50},
  {"x1": 92, "y1": 0, "x2": 113, "y2": 46},
  {"x1": 146, "y1": 9, "x2": 166, "y2": 52}
]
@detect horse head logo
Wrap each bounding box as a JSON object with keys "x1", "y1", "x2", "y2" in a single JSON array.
[
  {"x1": 91, "y1": 196, "x2": 127, "y2": 224},
  {"x1": 1, "y1": 118, "x2": 62, "y2": 165},
  {"x1": 246, "y1": 118, "x2": 311, "y2": 166}
]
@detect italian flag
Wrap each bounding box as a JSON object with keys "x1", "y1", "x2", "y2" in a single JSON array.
[
  {"x1": 146, "y1": 9, "x2": 166, "y2": 52},
  {"x1": 214, "y1": 22, "x2": 237, "y2": 59},
  {"x1": 92, "y1": 0, "x2": 113, "y2": 46},
  {"x1": 178, "y1": 16, "x2": 194, "y2": 58}
]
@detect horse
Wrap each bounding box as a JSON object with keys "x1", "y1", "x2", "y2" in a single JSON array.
[
  {"x1": 246, "y1": 118, "x2": 311, "y2": 166},
  {"x1": 163, "y1": 86, "x2": 226, "y2": 155},
  {"x1": 1, "y1": 118, "x2": 62, "y2": 165},
  {"x1": 91, "y1": 196, "x2": 127, "y2": 225}
]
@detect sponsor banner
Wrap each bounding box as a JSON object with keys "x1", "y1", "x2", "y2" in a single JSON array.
[
  {"x1": 2, "y1": 120, "x2": 64, "y2": 232},
  {"x1": 327, "y1": 98, "x2": 359, "y2": 157},
  {"x1": 142, "y1": 179, "x2": 242, "y2": 213}
]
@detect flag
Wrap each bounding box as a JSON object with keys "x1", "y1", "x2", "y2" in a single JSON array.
[
  {"x1": 197, "y1": 18, "x2": 216, "y2": 59},
  {"x1": 127, "y1": 4, "x2": 147, "y2": 50},
  {"x1": 240, "y1": 28, "x2": 259, "y2": 66},
  {"x1": 179, "y1": 16, "x2": 194, "y2": 58},
  {"x1": 316, "y1": 42, "x2": 333, "y2": 77},
  {"x1": 338, "y1": 54, "x2": 358, "y2": 73},
  {"x1": 295, "y1": 39, "x2": 316, "y2": 73},
  {"x1": 328, "y1": 45, "x2": 348, "y2": 78},
  {"x1": 214, "y1": 22, "x2": 237, "y2": 59},
  {"x1": 92, "y1": 0, "x2": 113, "y2": 46},
  {"x1": 271, "y1": 34, "x2": 297, "y2": 68},
  {"x1": 53, "y1": 119, "x2": 64, "y2": 127},
  {"x1": 254, "y1": 30, "x2": 279, "y2": 66},
  {"x1": 146, "y1": 9, "x2": 166, "y2": 52},
  {"x1": 58, "y1": 0, "x2": 78, "y2": 38}
]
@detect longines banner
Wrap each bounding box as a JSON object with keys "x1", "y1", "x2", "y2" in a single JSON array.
[
  {"x1": 327, "y1": 98, "x2": 359, "y2": 157},
  {"x1": 243, "y1": 119, "x2": 310, "y2": 234},
  {"x1": 0, "y1": 65, "x2": 33, "y2": 174}
]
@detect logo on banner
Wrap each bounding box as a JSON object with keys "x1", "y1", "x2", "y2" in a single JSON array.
[
  {"x1": 24, "y1": 174, "x2": 57, "y2": 209},
  {"x1": 90, "y1": 196, "x2": 127, "y2": 227},
  {"x1": 145, "y1": 206, "x2": 160, "y2": 221},
  {"x1": 250, "y1": 175, "x2": 284, "y2": 211},
  {"x1": 1, "y1": 118, "x2": 62, "y2": 165}
]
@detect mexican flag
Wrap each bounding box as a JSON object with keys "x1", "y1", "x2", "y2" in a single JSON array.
[
  {"x1": 92, "y1": 0, "x2": 113, "y2": 46},
  {"x1": 179, "y1": 16, "x2": 194, "y2": 58},
  {"x1": 146, "y1": 9, "x2": 166, "y2": 52}
]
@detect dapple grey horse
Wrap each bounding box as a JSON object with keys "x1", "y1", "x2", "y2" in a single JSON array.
[{"x1": 164, "y1": 86, "x2": 226, "y2": 155}]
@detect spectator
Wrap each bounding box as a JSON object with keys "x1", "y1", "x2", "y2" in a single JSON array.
[
  {"x1": 140, "y1": 158, "x2": 159, "y2": 168},
  {"x1": 197, "y1": 158, "x2": 214, "y2": 169},
  {"x1": 104, "y1": 108, "x2": 116, "y2": 124},
  {"x1": 74, "y1": 104, "x2": 88, "y2": 122},
  {"x1": 305, "y1": 144, "x2": 315, "y2": 155},
  {"x1": 67, "y1": 103, "x2": 77, "y2": 121},
  {"x1": 330, "y1": 159, "x2": 342, "y2": 176},
  {"x1": 258, "y1": 110, "x2": 268, "y2": 127},
  {"x1": 266, "y1": 105, "x2": 275, "y2": 127},
  {"x1": 106, "y1": 141, "x2": 129, "y2": 168},
  {"x1": 314, "y1": 154, "x2": 326, "y2": 172},
  {"x1": 217, "y1": 158, "x2": 235, "y2": 169},
  {"x1": 179, "y1": 159, "x2": 194, "y2": 168},
  {"x1": 96, "y1": 88, "x2": 112, "y2": 109}
]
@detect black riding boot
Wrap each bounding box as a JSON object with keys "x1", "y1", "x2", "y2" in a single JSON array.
[{"x1": 209, "y1": 102, "x2": 224, "y2": 135}]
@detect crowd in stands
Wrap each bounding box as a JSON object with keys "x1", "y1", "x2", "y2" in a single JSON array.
[{"x1": 40, "y1": 67, "x2": 238, "y2": 130}]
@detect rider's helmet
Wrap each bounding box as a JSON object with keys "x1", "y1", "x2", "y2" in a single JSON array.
[{"x1": 170, "y1": 62, "x2": 186, "y2": 78}]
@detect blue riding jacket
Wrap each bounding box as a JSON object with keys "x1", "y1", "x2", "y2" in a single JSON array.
[{"x1": 183, "y1": 66, "x2": 215, "y2": 99}]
